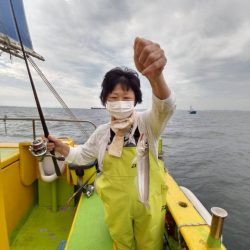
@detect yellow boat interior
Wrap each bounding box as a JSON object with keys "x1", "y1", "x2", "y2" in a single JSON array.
[{"x1": 0, "y1": 139, "x2": 226, "y2": 250}]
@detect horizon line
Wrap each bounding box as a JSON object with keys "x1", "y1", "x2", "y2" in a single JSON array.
[{"x1": 0, "y1": 105, "x2": 249, "y2": 112}]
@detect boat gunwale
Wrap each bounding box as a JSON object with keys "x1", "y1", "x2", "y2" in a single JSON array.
[{"x1": 0, "y1": 144, "x2": 19, "y2": 169}]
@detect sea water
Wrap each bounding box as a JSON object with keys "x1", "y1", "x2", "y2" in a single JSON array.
[{"x1": 0, "y1": 106, "x2": 249, "y2": 250}]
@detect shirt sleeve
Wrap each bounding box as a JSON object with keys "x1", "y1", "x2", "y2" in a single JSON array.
[
  {"x1": 65, "y1": 123, "x2": 110, "y2": 168},
  {"x1": 65, "y1": 129, "x2": 98, "y2": 165},
  {"x1": 148, "y1": 91, "x2": 176, "y2": 138}
]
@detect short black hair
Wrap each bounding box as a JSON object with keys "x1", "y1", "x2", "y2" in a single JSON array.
[{"x1": 100, "y1": 67, "x2": 142, "y2": 106}]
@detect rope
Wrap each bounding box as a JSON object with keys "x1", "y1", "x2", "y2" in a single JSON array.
[{"x1": 27, "y1": 56, "x2": 89, "y2": 137}]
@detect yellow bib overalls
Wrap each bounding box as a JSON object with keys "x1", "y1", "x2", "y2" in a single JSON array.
[{"x1": 95, "y1": 145, "x2": 167, "y2": 250}]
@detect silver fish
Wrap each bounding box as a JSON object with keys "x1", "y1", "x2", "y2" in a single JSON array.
[{"x1": 133, "y1": 133, "x2": 150, "y2": 208}]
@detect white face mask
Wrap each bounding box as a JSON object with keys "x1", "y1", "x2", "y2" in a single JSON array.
[{"x1": 106, "y1": 101, "x2": 134, "y2": 119}]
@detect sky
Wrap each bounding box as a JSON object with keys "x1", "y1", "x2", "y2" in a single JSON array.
[{"x1": 0, "y1": 0, "x2": 249, "y2": 110}]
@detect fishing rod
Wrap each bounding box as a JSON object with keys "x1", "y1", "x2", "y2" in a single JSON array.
[
  {"x1": 67, "y1": 170, "x2": 97, "y2": 205},
  {"x1": 9, "y1": 0, "x2": 61, "y2": 176}
]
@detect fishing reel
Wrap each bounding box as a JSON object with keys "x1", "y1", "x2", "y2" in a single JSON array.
[
  {"x1": 66, "y1": 160, "x2": 99, "y2": 205},
  {"x1": 29, "y1": 137, "x2": 47, "y2": 157},
  {"x1": 29, "y1": 137, "x2": 65, "y2": 161}
]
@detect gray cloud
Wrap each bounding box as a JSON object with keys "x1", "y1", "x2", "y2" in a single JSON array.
[{"x1": 0, "y1": 0, "x2": 249, "y2": 110}]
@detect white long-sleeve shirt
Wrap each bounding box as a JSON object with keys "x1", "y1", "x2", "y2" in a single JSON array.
[{"x1": 66, "y1": 93, "x2": 176, "y2": 170}]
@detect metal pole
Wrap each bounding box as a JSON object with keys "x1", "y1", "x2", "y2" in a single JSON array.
[
  {"x1": 207, "y1": 207, "x2": 228, "y2": 247},
  {"x1": 32, "y1": 119, "x2": 36, "y2": 140},
  {"x1": 3, "y1": 115, "x2": 7, "y2": 135}
]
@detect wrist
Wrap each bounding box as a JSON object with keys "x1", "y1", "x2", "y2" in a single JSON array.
[
  {"x1": 56, "y1": 141, "x2": 70, "y2": 157},
  {"x1": 61, "y1": 144, "x2": 70, "y2": 157},
  {"x1": 148, "y1": 73, "x2": 167, "y2": 90},
  {"x1": 148, "y1": 73, "x2": 171, "y2": 100},
  {"x1": 147, "y1": 73, "x2": 164, "y2": 84}
]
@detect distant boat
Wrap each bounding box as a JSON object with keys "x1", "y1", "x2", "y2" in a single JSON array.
[
  {"x1": 91, "y1": 107, "x2": 105, "y2": 109},
  {"x1": 189, "y1": 106, "x2": 197, "y2": 114}
]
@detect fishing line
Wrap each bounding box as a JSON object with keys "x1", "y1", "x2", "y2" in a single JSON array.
[
  {"x1": 27, "y1": 56, "x2": 90, "y2": 137},
  {"x1": 9, "y1": 0, "x2": 61, "y2": 176}
]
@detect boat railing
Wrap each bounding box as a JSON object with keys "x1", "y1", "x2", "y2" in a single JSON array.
[{"x1": 0, "y1": 115, "x2": 96, "y2": 140}]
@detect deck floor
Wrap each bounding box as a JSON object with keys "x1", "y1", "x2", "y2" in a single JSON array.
[
  {"x1": 66, "y1": 193, "x2": 113, "y2": 250},
  {"x1": 10, "y1": 206, "x2": 75, "y2": 250}
]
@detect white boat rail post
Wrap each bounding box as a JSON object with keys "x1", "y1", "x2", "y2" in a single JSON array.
[{"x1": 207, "y1": 207, "x2": 228, "y2": 247}]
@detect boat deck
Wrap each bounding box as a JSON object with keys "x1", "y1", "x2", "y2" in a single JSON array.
[
  {"x1": 65, "y1": 193, "x2": 113, "y2": 250},
  {"x1": 10, "y1": 206, "x2": 75, "y2": 250}
]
